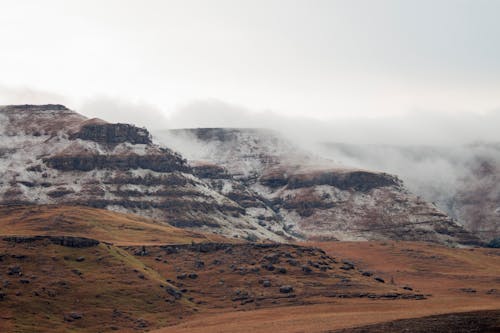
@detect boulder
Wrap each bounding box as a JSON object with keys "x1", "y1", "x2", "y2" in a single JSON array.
[{"x1": 279, "y1": 285, "x2": 294, "y2": 293}]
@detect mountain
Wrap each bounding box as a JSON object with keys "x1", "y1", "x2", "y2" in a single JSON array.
[
  {"x1": 162, "y1": 128, "x2": 479, "y2": 244},
  {"x1": 0, "y1": 107, "x2": 498, "y2": 332},
  {"x1": 317, "y1": 142, "x2": 500, "y2": 242},
  {"x1": 0, "y1": 105, "x2": 285, "y2": 242},
  {"x1": 0, "y1": 105, "x2": 481, "y2": 244}
]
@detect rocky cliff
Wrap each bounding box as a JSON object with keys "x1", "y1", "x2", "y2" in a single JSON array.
[
  {"x1": 0, "y1": 105, "x2": 286, "y2": 241},
  {"x1": 164, "y1": 128, "x2": 480, "y2": 244},
  {"x1": 0, "y1": 106, "x2": 482, "y2": 245},
  {"x1": 317, "y1": 142, "x2": 500, "y2": 242}
]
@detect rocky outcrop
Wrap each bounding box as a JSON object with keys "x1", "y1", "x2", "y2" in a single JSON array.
[
  {"x1": 3, "y1": 235, "x2": 99, "y2": 247},
  {"x1": 178, "y1": 128, "x2": 243, "y2": 143},
  {"x1": 71, "y1": 123, "x2": 152, "y2": 145},
  {"x1": 0, "y1": 104, "x2": 69, "y2": 112},
  {"x1": 44, "y1": 152, "x2": 189, "y2": 172},
  {"x1": 192, "y1": 163, "x2": 231, "y2": 179},
  {"x1": 260, "y1": 169, "x2": 400, "y2": 192}
]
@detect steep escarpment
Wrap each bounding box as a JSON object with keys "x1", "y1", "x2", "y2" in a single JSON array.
[
  {"x1": 71, "y1": 122, "x2": 152, "y2": 145},
  {"x1": 44, "y1": 151, "x2": 188, "y2": 172},
  {"x1": 318, "y1": 142, "x2": 500, "y2": 242},
  {"x1": 0, "y1": 105, "x2": 286, "y2": 241},
  {"x1": 260, "y1": 169, "x2": 400, "y2": 191},
  {"x1": 164, "y1": 128, "x2": 480, "y2": 245}
]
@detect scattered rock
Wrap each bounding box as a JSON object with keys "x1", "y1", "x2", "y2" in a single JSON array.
[
  {"x1": 302, "y1": 266, "x2": 312, "y2": 273},
  {"x1": 262, "y1": 264, "x2": 275, "y2": 271},
  {"x1": 188, "y1": 273, "x2": 198, "y2": 279},
  {"x1": 374, "y1": 277, "x2": 385, "y2": 283},
  {"x1": 64, "y1": 312, "x2": 83, "y2": 322},
  {"x1": 279, "y1": 285, "x2": 294, "y2": 293},
  {"x1": 264, "y1": 254, "x2": 280, "y2": 264},
  {"x1": 3, "y1": 236, "x2": 99, "y2": 248},
  {"x1": 166, "y1": 287, "x2": 182, "y2": 299},
  {"x1": 134, "y1": 246, "x2": 149, "y2": 256},
  {"x1": 7, "y1": 266, "x2": 22, "y2": 276},
  {"x1": 11, "y1": 254, "x2": 27, "y2": 259},
  {"x1": 340, "y1": 261, "x2": 355, "y2": 270},
  {"x1": 135, "y1": 318, "x2": 149, "y2": 329},
  {"x1": 75, "y1": 256, "x2": 85, "y2": 262},
  {"x1": 460, "y1": 288, "x2": 477, "y2": 293}
]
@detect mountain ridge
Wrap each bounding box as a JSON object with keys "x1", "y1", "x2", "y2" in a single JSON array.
[{"x1": 0, "y1": 104, "x2": 481, "y2": 245}]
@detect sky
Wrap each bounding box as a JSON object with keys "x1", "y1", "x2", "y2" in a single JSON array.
[{"x1": 1, "y1": 0, "x2": 500, "y2": 144}]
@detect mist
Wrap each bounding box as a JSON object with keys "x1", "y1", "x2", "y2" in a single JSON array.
[{"x1": 157, "y1": 99, "x2": 500, "y2": 226}]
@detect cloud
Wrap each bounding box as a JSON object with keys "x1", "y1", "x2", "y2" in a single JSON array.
[
  {"x1": 0, "y1": 84, "x2": 70, "y2": 106},
  {"x1": 77, "y1": 96, "x2": 168, "y2": 130},
  {"x1": 164, "y1": 98, "x2": 500, "y2": 146}
]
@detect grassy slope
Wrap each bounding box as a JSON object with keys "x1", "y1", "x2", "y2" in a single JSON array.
[
  {"x1": 0, "y1": 205, "x2": 227, "y2": 245},
  {"x1": 0, "y1": 239, "x2": 194, "y2": 332},
  {"x1": 0, "y1": 205, "x2": 230, "y2": 332},
  {"x1": 1, "y1": 205, "x2": 499, "y2": 332},
  {"x1": 154, "y1": 241, "x2": 500, "y2": 333}
]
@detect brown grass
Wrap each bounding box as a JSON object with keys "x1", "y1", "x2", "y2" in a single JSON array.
[
  {"x1": 0, "y1": 205, "x2": 227, "y2": 245},
  {"x1": 153, "y1": 241, "x2": 500, "y2": 333},
  {"x1": 1, "y1": 205, "x2": 498, "y2": 332}
]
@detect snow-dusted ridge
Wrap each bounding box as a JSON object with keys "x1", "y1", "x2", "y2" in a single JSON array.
[
  {"x1": 0, "y1": 106, "x2": 481, "y2": 245},
  {"x1": 163, "y1": 127, "x2": 481, "y2": 245}
]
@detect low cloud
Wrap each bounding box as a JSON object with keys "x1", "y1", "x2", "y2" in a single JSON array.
[
  {"x1": 77, "y1": 96, "x2": 168, "y2": 130},
  {"x1": 0, "y1": 84, "x2": 71, "y2": 106},
  {"x1": 164, "y1": 98, "x2": 500, "y2": 146}
]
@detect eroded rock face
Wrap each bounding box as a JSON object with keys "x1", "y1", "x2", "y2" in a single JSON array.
[
  {"x1": 165, "y1": 128, "x2": 480, "y2": 245},
  {"x1": 0, "y1": 105, "x2": 288, "y2": 242},
  {"x1": 71, "y1": 123, "x2": 152, "y2": 145},
  {"x1": 261, "y1": 170, "x2": 400, "y2": 192},
  {"x1": 44, "y1": 152, "x2": 188, "y2": 172}
]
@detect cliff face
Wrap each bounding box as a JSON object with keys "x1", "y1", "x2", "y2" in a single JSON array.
[
  {"x1": 71, "y1": 122, "x2": 152, "y2": 145},
  {"x1": 44, "y1": 152, "x2": 188, "y2": 172},
  {"x1": 0, "y1": 105, "x2": 287, "y2": 242},
  {"x1": 317, "y1": 142, "x2": 500, "y2": 242},
  {"x1": 164, "y1": 128, "x2": 480, "y2": 245},
  {"x1": 260, "y1": 169, "x2": 400, "y2": 191}
]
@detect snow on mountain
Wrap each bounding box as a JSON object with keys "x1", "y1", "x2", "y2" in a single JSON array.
[{"x1": 163, "y1": 128, "x2": 479, "y2": 244}]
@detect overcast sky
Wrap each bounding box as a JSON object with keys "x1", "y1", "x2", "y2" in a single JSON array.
[{"x1": 1, "y1": 0, "x2": 500, "y2": 143}]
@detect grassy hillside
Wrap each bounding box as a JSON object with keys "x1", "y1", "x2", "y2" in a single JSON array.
[
  {"x1": 0, "y1": 205, "x2": 227, "y2": 245},
  {"x1": 0, "y1": 237, "x2": 194, "y2": 332}
]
